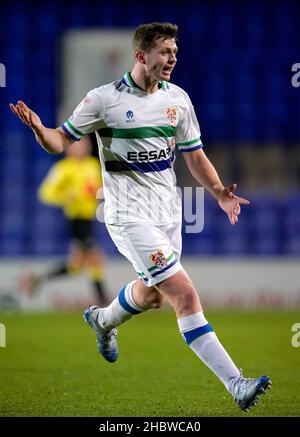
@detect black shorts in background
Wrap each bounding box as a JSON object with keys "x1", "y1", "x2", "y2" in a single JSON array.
[{"x1": 69, "y1": 219, "x2": 95, "y2": 250}]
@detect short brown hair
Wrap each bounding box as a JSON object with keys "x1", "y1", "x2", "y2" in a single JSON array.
[{"x1": 132, "y1": 22, "x2": 178, "y2": 53}]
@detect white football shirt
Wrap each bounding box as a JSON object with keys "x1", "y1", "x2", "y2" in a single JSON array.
[{"x1": 61, "y1": 72, "x2": 202, "y2": 225}]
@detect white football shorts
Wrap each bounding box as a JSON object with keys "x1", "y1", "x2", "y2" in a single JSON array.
[{"x1": 106, "y1": 221, "x2": 183, "y2": 286}]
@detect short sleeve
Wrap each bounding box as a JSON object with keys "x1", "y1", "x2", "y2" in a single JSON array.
[
  {"x1": 61, "y1": 88, "x2": 105, "y2": 141},
  {"x1": 175, "y1": 93, "x2": 203, "y2": 153}
]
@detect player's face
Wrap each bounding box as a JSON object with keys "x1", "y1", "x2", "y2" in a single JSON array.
[{"x1": 144, "y1": 38, "x2": 178, "y2": 82}]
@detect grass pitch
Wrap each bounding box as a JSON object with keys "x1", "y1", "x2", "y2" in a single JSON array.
[{"x1": 0, "y1": 309, "x2": 299, "y2": 417}]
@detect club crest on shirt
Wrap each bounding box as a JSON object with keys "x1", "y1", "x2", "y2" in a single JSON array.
[
  {"x1": 149, "y1": 249, "x2": 167, "y2": 270},
  {"x1": 165, "y1": 105, "x2": 177, "y2": 126}
]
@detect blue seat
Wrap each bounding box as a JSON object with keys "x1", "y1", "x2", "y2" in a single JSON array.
[
  {"x1": 2, "y1": 194, "x2": 26, "y2": 212},
  {"x1": 183, "y1": 229, "x2": 217, "y2": 255},
  {"x1": 31, "y1": 238, "x2": 61, "y2": 256},
  {"x1": 251, "y1": 237, "x2": 280, "y2": 255},
  {"x1": 1, "y1": 239, "x2": 24, "y2": 256},
  {"x1": 219, "y1": 236, "x2": 248, "y2": 255},
  {"x1": 282, "y1": 194, "x2": 300, "y2": 238},
  {"x1": 2, "y1": 212, "x2": 26, "y2": 233},
  {"x1": 96, "y1": 230, "x2": 119, "y2": 256},
  {"x1": 283, "y1": 237, "x2": 300, "y2": 255},
  {"x1": 250, "y1": 211, "x2": 280, "y2": 236}
]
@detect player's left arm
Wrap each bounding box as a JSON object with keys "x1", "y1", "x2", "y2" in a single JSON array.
[{"x1": 183, "y1": 148, "x2": 250, "y2": 225}]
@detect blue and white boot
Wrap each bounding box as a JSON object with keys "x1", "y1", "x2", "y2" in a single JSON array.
[
  {"x1": 230, "y1": 369, "x2": 272, "y2": 412},
  {"x1": 84, "y1": 305, "x2": 118, "y2": 363}
]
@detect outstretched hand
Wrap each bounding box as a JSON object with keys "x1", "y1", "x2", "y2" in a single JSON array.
[
  {"x1": 218, "y1": 183, "x2": 250, "y2": 225},
  {"x1": 9, "y1": 100, "x2": 43, "y2": 134}
]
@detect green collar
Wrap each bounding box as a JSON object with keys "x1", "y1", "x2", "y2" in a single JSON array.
[{"x1": 122, "y1": 72, "x2": 168, "y2": 91}]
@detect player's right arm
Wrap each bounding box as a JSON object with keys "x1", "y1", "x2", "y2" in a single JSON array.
[{"x1": 9, "y1": 100, "x2": 74, "y2": 154}]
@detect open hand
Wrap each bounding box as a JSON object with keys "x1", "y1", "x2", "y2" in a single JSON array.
[
  {"x1": 9, "y1": 100, "x2": 43, "y2": 134},
  {"x1": 218, "y1": 183, "x2": 250, "y2": 225}
]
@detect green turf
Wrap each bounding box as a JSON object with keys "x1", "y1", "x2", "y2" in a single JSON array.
[{"x1": 0, "y1": 309, "x2": 299, "y2": 417}]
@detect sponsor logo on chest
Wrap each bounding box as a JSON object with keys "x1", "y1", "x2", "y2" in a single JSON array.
[
  {"x1": 126, "y1": 110, "x2": 135, "y2": 123},
  {"x1": 127, "y1": 147, "x2": 172, "y2": 162}
]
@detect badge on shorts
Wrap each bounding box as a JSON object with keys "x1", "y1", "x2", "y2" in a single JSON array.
[{"x1": 149, "y1": 249, "x2": 167, "y2": 270}]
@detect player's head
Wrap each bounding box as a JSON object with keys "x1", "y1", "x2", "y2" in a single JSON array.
[
  {"x1": 66, "y1": 135, "x2": 92, "y2": 159},
  {"x1": 132, "y1": 22, "x2": 178, "y2": 82}
]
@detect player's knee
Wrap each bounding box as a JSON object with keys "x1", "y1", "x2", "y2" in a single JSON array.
[
  {"x1": 149, "y1": 293, "x2": 164, "y2": 309},
  {"x1": 143, "y1": 292, "x2": 164, "y2": 309},
  {"x1": 177, "y1": 284, "x2": 199, "y2": 312}
]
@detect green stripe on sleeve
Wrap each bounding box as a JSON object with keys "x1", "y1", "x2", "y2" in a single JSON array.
[
  {"x1": 66, "y1": 119, "x2": 84, "y2": 137},
  {"x1": 99, "y1": 126, "x2": 175, "y2": 139},
  {"x1": 176, "y1": 137, "x2": 201, "y2": 147}
]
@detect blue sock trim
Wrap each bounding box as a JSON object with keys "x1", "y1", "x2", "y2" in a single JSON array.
[
  {"x1": 118, "y1": 285, "x2": 141, "y2": 315},
  {"x1": 183, "y1": 323, "x2": 214, "y2": 345}
]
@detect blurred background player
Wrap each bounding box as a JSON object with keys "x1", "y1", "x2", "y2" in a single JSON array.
[{"x1": 21, "y1": 135, "x2": 109, "y2": 306}]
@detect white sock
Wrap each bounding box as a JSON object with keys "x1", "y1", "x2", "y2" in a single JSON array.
[
  {"x1": 97, "y1": 281, "x2": 145, "y2": 331},
  {"x1": 178, "y1": 312, "x2": 240, "y2": 391}
]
